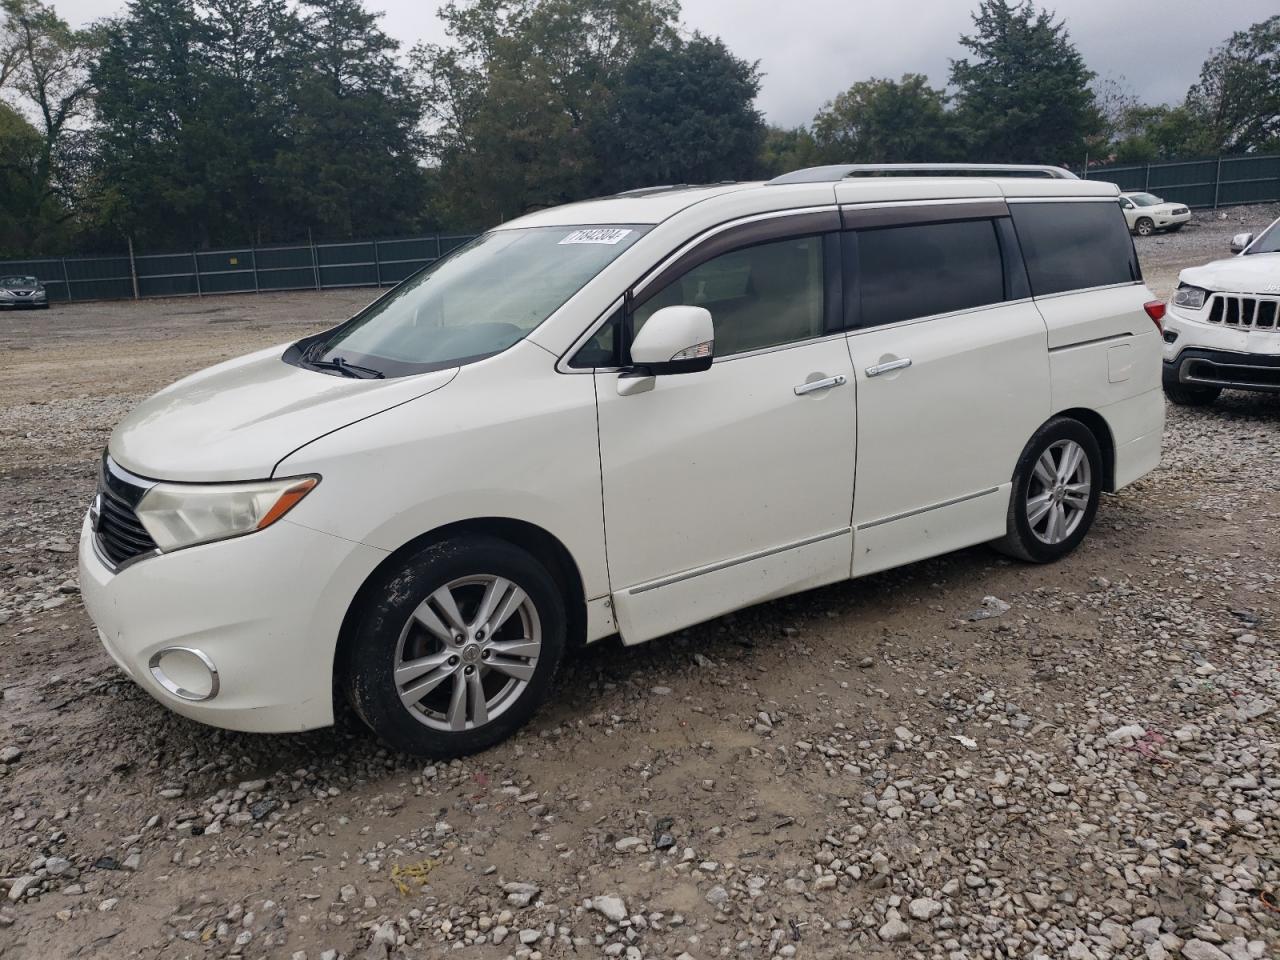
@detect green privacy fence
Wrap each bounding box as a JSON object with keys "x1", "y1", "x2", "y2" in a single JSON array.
[
  {"x1": 0, "y1": 233, "x2": 478, "y2": 304},
  {"x1": 1079, "y1": 153, "x2": 1280, "y2": 209}
]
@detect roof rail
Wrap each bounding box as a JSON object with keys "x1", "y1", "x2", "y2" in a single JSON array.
[
  {"x1": 610, "y1": 184, "x2": 690, "y2": 197},
  {"x1": 768, "y1": 163, "x2": 1078, "y2": 185},
  {"x1": 609, "y1": 181, "x2": 742, "y2": 198}
]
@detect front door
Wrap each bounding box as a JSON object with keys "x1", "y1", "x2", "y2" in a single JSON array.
[{"x1": 593, "y1": 231, "x2": 858, "y2": 644}]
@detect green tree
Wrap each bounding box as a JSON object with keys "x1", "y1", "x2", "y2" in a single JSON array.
[
  {"x1": 0, "y1": 8, "x2": 22, "y2": 91},
  {"x1": 1108, "y1": 104, "x2": 1205, "y2": 163},
  {"x1": 756, "y1": 124, "x2": 821, "y2": 178},
  {"x1": 414, "y1": 0, "x2": 682, "y2": 225},
  {"x1": 0, "y1": 0, "x2": 97, "y2": 252},
  {"x1": 278, "y1": 0, "x2": 427, "y2": 238},
  {"x1": 591, "y1": 34, "x2": 762, "y2": 193},
  {"x1": 91, "y1": 0, "x2": 425, "y2": 247},
  {"x1": 90, "y1": 0, "x2": 211, "y2": 247},
  {"x1": 197, "y1": 0, "x2": 302, "y2": 242},
  {"x1": 811, "y1": 74, "x2": 956, "y2": 163},
  {"x1": 0, "y1": 101, "x2": 44, "y2": 254},
  {"x1": 949, "y1": 0, "x2": 1100, "y2": 165},
  {"x1": 1184, "y1": 15, "x2": 1280, "y2": 154}
]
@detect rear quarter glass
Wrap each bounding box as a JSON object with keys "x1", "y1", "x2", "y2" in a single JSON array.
[{"x1": 1011, "y1": 202, "x2": 1139, "y2": 296}]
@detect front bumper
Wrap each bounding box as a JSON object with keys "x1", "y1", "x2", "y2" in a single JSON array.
[
  {"x1": 1164, "y1": 347, "x2": 1280, "y2": 394},
  {"x1": 1153, "y1": 210, "x2": 1191, "y2": 228},
  {"x1": 78, "y1": 512, "x2": 388, "y2": 732},
  {"x1": 0, "y1": 298, "x2": 48, "y2": 308}
]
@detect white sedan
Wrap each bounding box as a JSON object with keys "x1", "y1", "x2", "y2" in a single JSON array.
[{"x1": 1118, "y1": 192, "x2": 1191, "y2": 236}]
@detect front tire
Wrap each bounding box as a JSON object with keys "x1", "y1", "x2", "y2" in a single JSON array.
[
  {"x1": 993, "y1": 418, "x2": 1102, "y2": 564},
  {"x1": 343, "y1": 535, "x2": 566, "y2": 757},
  {"x1": 1135, "y1": 217, "x2": 1155, "y2": 237},
  {"x1": 1162, "y1": 366, "x2": 1220, "y2": 406},
  {"x1": 1164, "y1": 383, "x2": 1220, "y2": 406}
]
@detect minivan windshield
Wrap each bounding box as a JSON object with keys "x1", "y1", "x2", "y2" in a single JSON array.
[
  {"x1": 302, "y1": 224, "x2": 648, "y2": 377},
  {"x1": 1244, "y1": 219, "x2": 1280, "y2": 255}
]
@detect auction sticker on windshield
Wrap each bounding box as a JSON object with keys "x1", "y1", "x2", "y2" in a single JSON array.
[{"x1": 559, "y1": 228, "x2": 633, "y2": 245}]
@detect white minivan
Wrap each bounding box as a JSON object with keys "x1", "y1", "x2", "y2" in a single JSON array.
[{"x1": 79, "y1": 164, "x2": 1166, "y2": 756}]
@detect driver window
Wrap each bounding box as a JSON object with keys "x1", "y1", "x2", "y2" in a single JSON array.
[{"x1": 632, "y1": 235, "x2": 826, "y2": 358}]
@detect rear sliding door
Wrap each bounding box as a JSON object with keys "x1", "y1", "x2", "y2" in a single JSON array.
[{"x1": 841, "y1": 203, "x2": 1052, "y2": 576}]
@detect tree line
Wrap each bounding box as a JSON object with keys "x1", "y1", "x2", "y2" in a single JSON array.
[{"x1": 1, "y1": 0, "x2": 1277, "y2": 257}]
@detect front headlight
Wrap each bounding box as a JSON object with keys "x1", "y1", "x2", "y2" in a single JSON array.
[
  {"x1": 135, "y1": 475, "x2": 319, "y2": 552},
  {"x1": 1172, "y1": 285, "x2": 1208, "y2": 310}
]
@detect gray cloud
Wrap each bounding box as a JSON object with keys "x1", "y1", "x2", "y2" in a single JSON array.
[{"x1": 54, "y1": 0, "x2": 1277, "y2": 127}]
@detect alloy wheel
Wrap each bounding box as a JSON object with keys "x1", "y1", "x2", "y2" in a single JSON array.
[
  {"x1": 1026, "y1": 439, "x2": 1092, "y2": 545},
  {"x1": 393, "y1": 575, "x2": 541, "y2": 732}
]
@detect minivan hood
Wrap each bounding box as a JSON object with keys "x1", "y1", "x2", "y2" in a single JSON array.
[
  {"x1": 1180, "y1": 253, "x2": 1280, "y2": 294},
  {"x1": 109, "y1": 344, "x2": 457, "y2": 482}
]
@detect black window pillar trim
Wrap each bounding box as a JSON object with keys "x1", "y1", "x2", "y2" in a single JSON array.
[
  {"x1": 822, "y1": 232, "x2": 843, "y2": 335},
  {"x1": 995, "y1": 218, "x2": 1032, "y2": 302},
  {"x1": 841, "y1": 229, "x2": 861, "y2": 331}
]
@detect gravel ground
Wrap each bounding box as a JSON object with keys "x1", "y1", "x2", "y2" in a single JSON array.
[{"x1": 0, "y1": 207, "x2": 1277, "y2": 960}]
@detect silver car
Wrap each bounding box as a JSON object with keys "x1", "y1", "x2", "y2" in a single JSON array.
[{"x1": 0, "y1": 275, "x2": 50, "y2": 309}]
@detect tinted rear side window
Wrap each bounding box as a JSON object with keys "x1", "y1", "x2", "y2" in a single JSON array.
[
  {"x1": 851, "y1": 219, "x2": 1005, "y2": 328},
  {"x1": 1010, "y1": 201, "x2": 1139, "y2": 297}
]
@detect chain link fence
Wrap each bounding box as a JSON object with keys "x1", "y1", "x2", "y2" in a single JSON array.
[
  {"x1": 6, "y1": 157, "x2": 1279, "y2": 304},
  {"x1": 1078, "y1": 153, "x2": 1280, "y2": 208},
  {"x1": 0, "y1": 234, "x2": 478, "y2": 304}
]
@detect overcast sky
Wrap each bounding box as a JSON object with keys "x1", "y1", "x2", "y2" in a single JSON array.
[{"x1": 51, "y1": 0, "x2": 1278, "y2": 127}]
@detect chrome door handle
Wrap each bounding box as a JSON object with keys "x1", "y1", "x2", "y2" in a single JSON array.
[
  {"x1": 793, "y1": 374, "x2": 847, "y2": 396},
  {"x1": 865, "y1": 358, "x2": 912, "y2": 377}
]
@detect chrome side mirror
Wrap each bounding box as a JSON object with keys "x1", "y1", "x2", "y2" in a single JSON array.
[{"x1": 1231, "y1": 232, "x2": 1253, "y2": 254}]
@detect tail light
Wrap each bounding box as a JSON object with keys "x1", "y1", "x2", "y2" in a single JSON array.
[{"x1": 1144, "y1": 300, "x2": 1166, "y2": 332}]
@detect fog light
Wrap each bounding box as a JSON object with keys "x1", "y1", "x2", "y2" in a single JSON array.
[
  {"x1": 148, "y1": 647, "x2": 219, "y2": 701},
  {"x1": 1163, "y1": 329, "x2": 1178, "y2": 344}
]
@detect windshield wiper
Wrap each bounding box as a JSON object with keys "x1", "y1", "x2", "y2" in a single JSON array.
[{"x1": 307, "y1": 355, "x2": 385, "y2": 379}]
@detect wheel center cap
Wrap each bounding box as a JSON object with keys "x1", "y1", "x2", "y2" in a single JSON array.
[{"x1": 460, "y1": 643, "x2": 483, "y2": 664}]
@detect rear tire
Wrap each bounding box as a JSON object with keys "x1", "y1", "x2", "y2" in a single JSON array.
[
  {"x1": 1162, "y1": 366, "x2": 1220, "y2": 406},
  {"x1": 992, "y1": 418, "x2": 1102, "y2": 564},
  {"x1": 342, "y1": 535, "x2": 566, "y2": 758},
  {"x1": 1135, "y1": 217, "x2": 1155, "y2": 237}
]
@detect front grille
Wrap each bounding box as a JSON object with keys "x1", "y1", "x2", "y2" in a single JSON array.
[
  {"x1": 95, "y1": 456, "x2": 158, "y2": 567},
  {"x1": 1205, "y1": 294, "x2": 1279, "y2": 330},
  {"x1": 1172, "y1": 207, "x2": 1188, "y2": 215}
]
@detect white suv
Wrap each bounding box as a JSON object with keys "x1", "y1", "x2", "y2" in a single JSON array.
[
  {"x1": 79, "y1": 164, "x2": 1165, "y2": 756},
  {"x1": 1162, "y1": 216, "x2": 1280, "y2": 405},
  {"x1": 1118, "y1": 191, "x2": 1191, "y2": 236}
]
